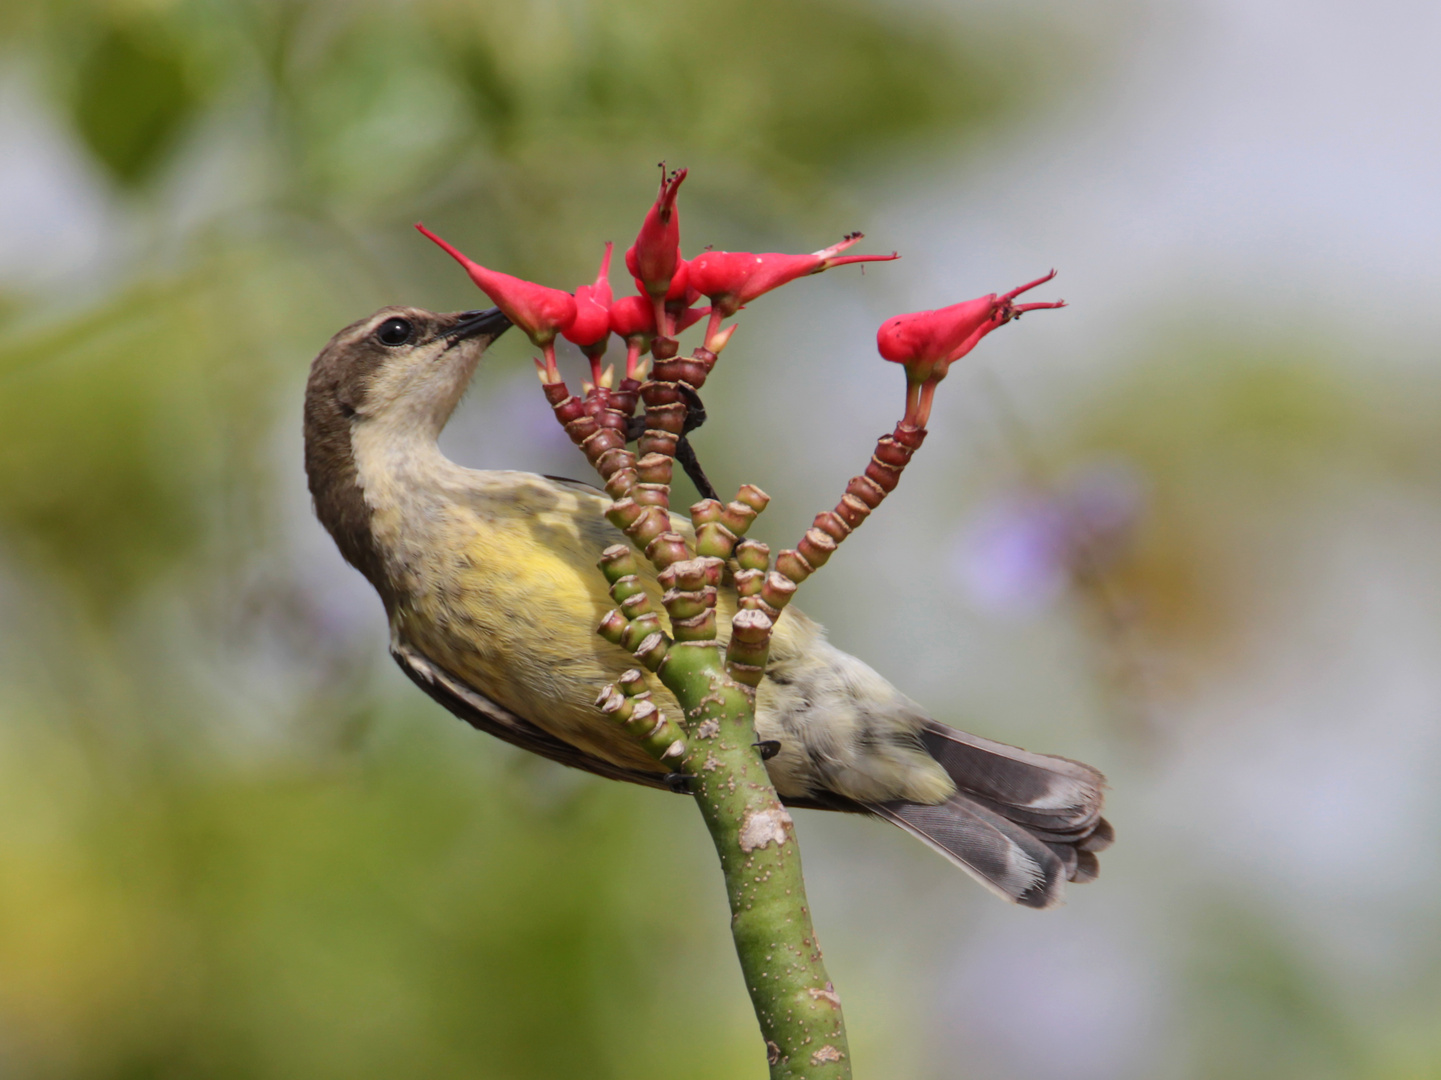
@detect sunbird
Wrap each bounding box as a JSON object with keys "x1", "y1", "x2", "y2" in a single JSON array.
[{"x1": 303, "y1": 306, "x2": 1112, "y2": 908}]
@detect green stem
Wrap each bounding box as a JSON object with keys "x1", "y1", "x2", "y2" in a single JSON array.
[{"x1": 658, "y1": 645, "x2": 852, "y2": 1080}]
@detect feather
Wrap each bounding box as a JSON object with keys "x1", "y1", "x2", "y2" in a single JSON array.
[
  {"x1": 863, "y1": 721, "x2": 1116, "y2": 905},
  {"x1": 921, "y1": 722, "x2": 1106, "y2": 830},
  {"x1": 1078, "y1": 817, "x2": 1115, "y2": 853},
  {"x1": 870, "y1": 795, "x2": 1067, "y2": 909},
  {"x1": 393, "y1": 642, "x2": 673, "y2": 791},
  {"x1": 1045, "y1": 840, "x2": 1080, "y2": 881},
  {"x1": 394, "y1": 641, "x2": 869, "y2": 814}
]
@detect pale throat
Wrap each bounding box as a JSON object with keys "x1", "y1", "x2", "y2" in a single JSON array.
[{"x1": 349, "y1": 355, "x2": 479, "y2": 554}]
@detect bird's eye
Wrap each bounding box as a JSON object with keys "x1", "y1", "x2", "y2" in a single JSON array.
[{"x1": 375, "y1": 317, "x2": 414, "y2": 346}]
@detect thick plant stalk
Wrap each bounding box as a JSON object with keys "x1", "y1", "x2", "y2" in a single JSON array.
[
  {"x1": 661, "y1": 643, "x2": 850, "y2": 1077},
  {"x1": 549, "y1": 352, "x2": 853, "y2": 1078}
]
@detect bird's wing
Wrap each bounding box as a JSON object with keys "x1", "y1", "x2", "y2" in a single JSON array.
[
  {"x1": 542, "y1": 474, "x2": 606, "y2": 494},
  {"x1": 393, "y1": 640, "x2": 867, "y2": 813},
  {"x1": 539, "y1": 474, "x2": 699, "y2": 539},
  {"x1": 392, "y1": 641, "x2": 675, "y2": 792}
]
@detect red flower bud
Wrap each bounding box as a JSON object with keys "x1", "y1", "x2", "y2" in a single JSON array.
[
  {"x1": 690, "y1": 233, "x2": 899, "y2": 317},
  {"x1": 563, "y1": 242, "x2": 614, "y2": 363},
  {"x1": 877, "y1": 271, "x2": 1065, "y2": 427},
  {"x1": 877, "y1": 270, "x2": 1065, "y2": 383},
  {"x1": 609, "y1": 294, "x2": 659, "y2": 341},
  {"x1": 625, "y1": 166, "x2": 687, "y2": 300},
  {"x1": 416, "y1": 224, "x2": 577, "y2": 354}
]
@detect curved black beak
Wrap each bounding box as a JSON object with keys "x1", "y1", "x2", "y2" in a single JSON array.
[{"x1": 446, "y1": 307, "x2": 512, "y2": 345}]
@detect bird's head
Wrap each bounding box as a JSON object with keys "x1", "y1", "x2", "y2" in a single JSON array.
[
  {"x1": 303, "y1": 306, "x2": 511, "y2": 591},
  {"x1": 305, "y1": 306, "x2": 512, "y2": 439}
]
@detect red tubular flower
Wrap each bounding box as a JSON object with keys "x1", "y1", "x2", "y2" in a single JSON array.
[
  {"x1": 609, "y1": 294, "x2": 657, "y2": 341},
  {"x1": 609, "y1": 294, "x2": 709, "y2": 379},
  {"x1": 609, "y1": 295, "x2": 709, "y2": 340},
  {"x1": 625, "y1": 166, "x2": 687, "y2": 301},
  {"x1": 879, "y1": 270, "x2": 1064, "y2": 378},
  {"x1": 631, "y1": 259, "x2": 690, "y2": 305},
  {"x1": 416, "y1": 224, "x2": 577, "y2": 371},
  {"x1": 690, "y1": 233, "x2": 899, "y2": 319},
  {"x1": 563, "y1": 242, "x2": 615, "y2": 380},
  {"x1": 877, "y1": 271, "x2": 1065, "y2": 426}
]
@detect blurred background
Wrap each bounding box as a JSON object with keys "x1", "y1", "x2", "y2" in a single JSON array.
[{"x1": 3, "y1": 0, "x2": 1440, "y2": 1076}]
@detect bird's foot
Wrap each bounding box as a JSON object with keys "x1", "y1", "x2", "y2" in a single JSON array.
[
  {"x1": 623, "y1": 385, "x2": 719, "y2": 501},
  {"x1": 675, "y1": 436, "x2": 719, "y2": 501},
  {"x1": 622, "y1": 385, "x2": 708, "y2": 438},
  {"x1": 664, "y1": 772, "x2": 699, "y2": 794},
  {"x1": 677, "y1": 384, "x2": 707, "y2": 435}
]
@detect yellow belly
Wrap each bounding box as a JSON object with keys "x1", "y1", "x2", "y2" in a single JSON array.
[
  {"x1": 392, "y1": 476, "x2": 689, "y2": 775},
  {"x1": 378, "y1": 472, "x2": 936, "y2": 804}
]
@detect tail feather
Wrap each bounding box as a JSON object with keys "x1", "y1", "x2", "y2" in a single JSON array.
[
  {"x1": 1044, "y1": 840, "x2": 1079, "y2": 881},
  {"x1": 963, "y1": 792, "x2": 1101, "y2": 837},
  {"x1": 920, "y1": 722, "x2": 1105, "y2": 829},
  {"x1": 871, "y1": 721, "x2": 1112, "y2": 908},
  {"x1": 871, "y1": 796, "x2": 1066, "y2": 909},
  {"x1": 1078, "y1": 817, "x2": 1115, "y2": 853}
]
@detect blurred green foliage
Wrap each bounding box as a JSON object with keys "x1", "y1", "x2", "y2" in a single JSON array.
[
  {"x1": 68, "y1": 17, "x2": 200, "y2": 187},
  {"x1": 8, "y1": 0, "x2": 1441, "y2": 1072},
  {"x1": 13, "y1": 1, "x2": 1434, "y2": 1076},
  {"x1": 0, "y1": 710, "x2": 766, "y2": 1078},
  {"x1": 0, "y1": 0, "x2": 1077, "y2": 1076}
]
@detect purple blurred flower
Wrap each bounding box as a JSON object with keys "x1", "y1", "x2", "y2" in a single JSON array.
[{"x1": 953, "y1": 460, "x2": 1145, "y2": 615}]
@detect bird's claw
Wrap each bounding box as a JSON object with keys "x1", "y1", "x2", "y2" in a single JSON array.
[
  {"x1": 675, "y1": 436, "x2": 719, "y2": 502},
  {"x1": 664, "y1": 772, "x2": 699, "y2": 794},
  {"x1": 623, "y1": 385, "x2": 707, "y2": 442},
  {"x1": 623, "y1": 386, "x2": 719, "y2": 502},
  {"x1": 677, "y1": 384, "x2": 708, "y2": 435}
]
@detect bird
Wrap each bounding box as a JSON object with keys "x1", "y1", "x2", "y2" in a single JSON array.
[{"x1": 303, "y1": 304, "x2": 1112, "y2": 909}]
